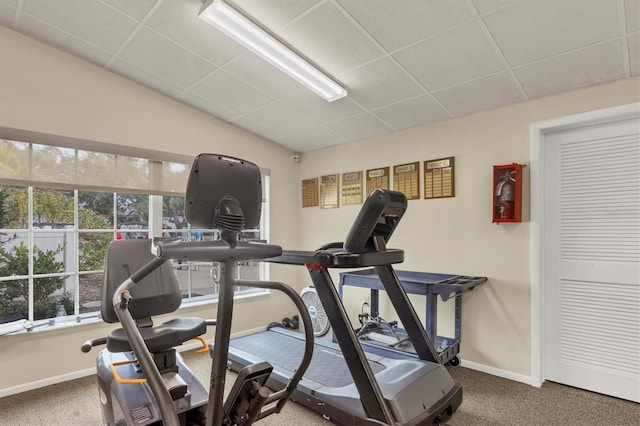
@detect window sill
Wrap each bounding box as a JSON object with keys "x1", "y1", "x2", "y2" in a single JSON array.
[{"x1": 0, "y1": 289, "x2": 270, "y2": 336}]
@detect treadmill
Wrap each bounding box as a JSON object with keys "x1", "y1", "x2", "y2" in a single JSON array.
[{"x1": 226, "y1": 189, "x2": 462, "y2": 425}]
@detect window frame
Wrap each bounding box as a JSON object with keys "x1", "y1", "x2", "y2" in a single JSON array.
[{"x1": 0, "y1": 137, "x2": 271, "y2": 332}]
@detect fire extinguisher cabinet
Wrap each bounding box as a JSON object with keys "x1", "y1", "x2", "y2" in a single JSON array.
[{"x1": 492, "y1": 163, "x2": 523, "y2": 223}]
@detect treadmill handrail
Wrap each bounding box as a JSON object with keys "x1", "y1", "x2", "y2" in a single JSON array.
[{"x1": 266, "y1": 248, "x2": 404, "y2": 267}]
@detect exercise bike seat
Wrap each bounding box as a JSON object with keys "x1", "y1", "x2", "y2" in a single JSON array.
[
  {"x1": 106, "y1": 317, "x2": 206, "y2": 353},
  {"x1": 101, "y1": 239, "x2": 206, "y2": 353}
]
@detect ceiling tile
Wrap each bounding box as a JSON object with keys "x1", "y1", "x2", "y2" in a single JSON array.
[
  {"x1": 277, "y1": 1, "x2": 384, "y2": 76},
  {"x1": 0, "y1": 3, "x2": 15, "y2": 27},
  {"x1": 117, "y1": 26, "x2": 216, "y2": 88},
  {"x1": 339, "y1": 56, "x2": 425, "y2": 110},
  {"x1": 432, "y1": 72, "x2": 526, "y2": 117},
  {"x1": 231, "y1": 115, "x2": 284, "y2": 142},
  {"x1": 145, "y1": 0, "x2": 244, "y2": 66},
  {"x1": 18, "y1": 14, "x2": 113, "y2": 65},
  {"x1": 108, "y1": 58, "x2": 184, "y2": 97},
  {"x1": 191, "y1": 70, "x2": 274, "y2": 115},
  {"x1": 626, "y1": 0, "x2": 640, "y2": 33},
  {"x1": 372, "y1": 95, "x2": 451, "y2": 130},
  {"x1": 279, "y1": 126, "x2": 349, "y2": 152},
  {"x1": 101, "y1": 0, "x2": 157, "y2": 21},
  {"x1": 393, "y1": 20, "x2": 505, "y2": 91},
  {"x1": 514, "y1": 40, "x2": 627, "y2": 99},
  {"x1": 241, "y1": 101, "x2": 322, "y2": 137},
  {"x1": 483, "y1": 0, "x2": 620, "y2": 67},
  {"x1": 335, "y1": 0, "x2": 475, "y2": 52},
  {"x1": 327, "y1": 113, "x2": 394, "y2": 141},
  {"x1": 228, "y1": 0, "x2": 322, "y2": 30},
  {"x1": 222, "y1": 52, "x2": 306, "y2": 99},
  {"x1": 21, "y1": 0, "x2": 138, "y2": 53},
  {"x1": 282, "y1": 91, "x2": 365, "y2": 125},
  {"x1": 470, "y1": 0, "x2": 516, "y2": 15},
  {"x1": 177, "y1": 92, "x2": 239, "y2": 122},
  {"x1": 629, "y1": 33, "x2": 640, "y2": 76}
]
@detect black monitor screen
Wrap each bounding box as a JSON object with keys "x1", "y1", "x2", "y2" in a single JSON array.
[
  {"x1": 184, "y1": 154, "x2": 262, "y2": 230},
  {"x1": 343, "y1": 189, "x2": 407, "y2": 253}
]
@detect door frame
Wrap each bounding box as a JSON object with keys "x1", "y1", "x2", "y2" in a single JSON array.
[{"x1": 529, "y1": 102, "x2": 640, "y2": 387}]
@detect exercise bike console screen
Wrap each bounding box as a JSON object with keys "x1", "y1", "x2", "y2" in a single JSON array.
[
  {"x1": 185, "y1": 154, "x2": 262, "y2": 231},
  {"x1": 343, "y1": 189, "x2": 407, "y2": 254}
]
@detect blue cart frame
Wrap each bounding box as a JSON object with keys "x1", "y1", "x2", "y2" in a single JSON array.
[{"x1": 338, "y1": 269, "x2": 487, "y2": 364}]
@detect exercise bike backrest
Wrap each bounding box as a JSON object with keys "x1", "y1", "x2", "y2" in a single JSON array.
[{"x1": 101, "y1": 239, "x2": 181, "y2": 324}]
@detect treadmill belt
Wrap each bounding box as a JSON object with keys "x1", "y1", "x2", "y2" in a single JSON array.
[{"x1": 230, "y1": 331, "x2": 385, "y2": 388}]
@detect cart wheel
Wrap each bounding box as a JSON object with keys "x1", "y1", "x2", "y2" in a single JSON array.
[{"x1": 447, "y1": 356, "x2": 460, "y2": 367}]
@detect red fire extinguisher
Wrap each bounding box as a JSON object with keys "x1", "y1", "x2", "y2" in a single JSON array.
[{"x1": 495, "y1": 170, "x2": 515, "y2": 220}]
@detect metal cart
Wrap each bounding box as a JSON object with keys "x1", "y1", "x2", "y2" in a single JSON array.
[{"x1": 338, "y1": 269, "x2": 487, "y2": 365}]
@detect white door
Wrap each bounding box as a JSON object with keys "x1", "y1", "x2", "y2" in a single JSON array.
[{"x1": 543, "y1": 115, "x2": 640, "y2": 402}]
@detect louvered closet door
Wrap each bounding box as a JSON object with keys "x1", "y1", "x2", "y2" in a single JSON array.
[{"x1": 543, "y1": 116, "x2": 640, "y2": 403}]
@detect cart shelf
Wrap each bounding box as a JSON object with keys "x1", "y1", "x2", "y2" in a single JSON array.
[{"x1": 339, "y1": 269, "x2": 486, "y2": 365}]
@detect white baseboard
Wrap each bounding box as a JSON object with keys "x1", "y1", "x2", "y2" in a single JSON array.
[
  {"x1": 460, "y1": 359, "x2": 537, "y2": 387},
  {"x1": 0, "y1": 367, "x2": 96, "y2": 398},
  {"x1": 0, "y1": 326, "x2": 268, "y2": 398},
  {"x1": 1, "y1": 329, "x2": 536, "y2": 399}
]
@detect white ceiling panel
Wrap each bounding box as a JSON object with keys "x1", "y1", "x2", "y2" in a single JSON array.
[
  {"x1": 282, "y1": 91, "x2": 365, "y2": 126},
  {"x1": 229, "y1": 0, "x2": 322, "y2": 31},
  {"x1": 629, "y1": 33, "x2": 640, "y2": 76},
  {"x1": 335, "y1": 0, "x2": 475, "y2": 52},
  {"x1": 108, "y1": 58, "x2": 184, "y2": 98},
  {"x1": 277, "y1": 1, "x2": 384, "y2": 76},
  {"x1": 232, "y1": 115, "x2": 288, "y2": 142},
  {"x1": 339, "y1": 57, "x2": 425, "y2": 110},
  {"x1": 101, "y1": 0, "x2": 157, "y2": 21},
  {"x1": 514, "y1": 40, "x2": 627, "y2": 99},
  {"x1": 470, "y1": 0, "x2": 518, "y2": 15},
  {"x1": 145, "y1": 0, "x2": 244, "y2": 67},
  {"x1": 191, "y1": 70, "x2": 274, "y2": 115},
  {"x1": 372, "y1": 95, "x2": 451, "y2": 131},
  {"x1": 178, "y1": 92, "x2": 239, "y2": 122},
  {"x1": 0, "y1": 3, "x2": 15, "y2": 27},
  {"x1": 483, "y1": 0, "x2": 620, "y2": 67},
  {"x1": 222, "y1": 52, "x2": 306, "y2": 99},
  {"x1": 240, "y1": 101, "x2": 322, "y2": 137},
  {"x1": 283, "y1": 90, "x2": 365, "y2": 124},
  {"x1": 279, "y1": 126, "x2": 349, "y2": 152},
  {"x1": 117, "y1": 27, "x2": 216, "y2": 88},
  {"x1": 1, "y1": 1, "x2": 636, "y2": 152},
  {"x1": 327, "y1": 113, "x2": 394, "y2": 141},
  {"x1": 21, "y1": 0, "x2": 138, "y2": 53},
  {"x1": 393, "y1": 20, "x2": 506, "y2": 91},
  {"x1": 626, "y1": 0, "x2": 640, "y2": 33},
  {"x1": 18, "y1": 14, "x2": 113, "y2": 66},
  {"x1": 432, "y1": 72, "x2": 526, "y2": 117}
]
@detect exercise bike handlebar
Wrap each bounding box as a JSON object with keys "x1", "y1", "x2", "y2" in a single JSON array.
[
  {"x1": 234, "y1": 279, "x2": 314, "y2": 418},
  {"x1": 111, "y1": 256, "x2": 182, "y2": 426}
]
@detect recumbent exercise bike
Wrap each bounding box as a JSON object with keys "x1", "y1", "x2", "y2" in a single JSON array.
[{"x1": 82, "y1": 154, "x2": 313, "y2": 426}]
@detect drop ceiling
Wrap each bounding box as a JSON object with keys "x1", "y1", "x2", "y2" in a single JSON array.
[{"x1": 1, "y1": 0, "x2": 638, "y2": 152}]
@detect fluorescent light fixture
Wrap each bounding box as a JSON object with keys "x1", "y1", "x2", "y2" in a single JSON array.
[{"x1": 198, "y1": 0, "x2": 347, "y2": 102}]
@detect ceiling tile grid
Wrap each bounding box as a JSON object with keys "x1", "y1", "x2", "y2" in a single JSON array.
[
  {"x1": 1, "y1": 0, "x2": 637, "y2": 152},
  {"x1": 0, "y1": 3, "x2": 15, "y2": 27}
]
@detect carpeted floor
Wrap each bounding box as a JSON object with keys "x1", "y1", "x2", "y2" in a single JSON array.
[{"x1": 0, "y1": 349, "x2": 638, "y2": 425}]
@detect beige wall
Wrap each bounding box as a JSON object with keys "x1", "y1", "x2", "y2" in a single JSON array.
[
  {"x1": 0, "y1": 27, "x2": 302, "y2": 392},
  {"x1": 297, "y1": 77, "x2": 640, "y2": 377},
  {"x1": 1, "y1": 22, "x2": 639, "y2": 393}
]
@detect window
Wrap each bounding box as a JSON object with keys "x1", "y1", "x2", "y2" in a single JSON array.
[{"x1": 0, "y1": 139, "x2": 270, "y2": 328}]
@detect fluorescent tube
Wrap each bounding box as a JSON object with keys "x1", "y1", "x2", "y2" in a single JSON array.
[{"x1": 199, "y1": 0, "x2": 347, "y2": 102}]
